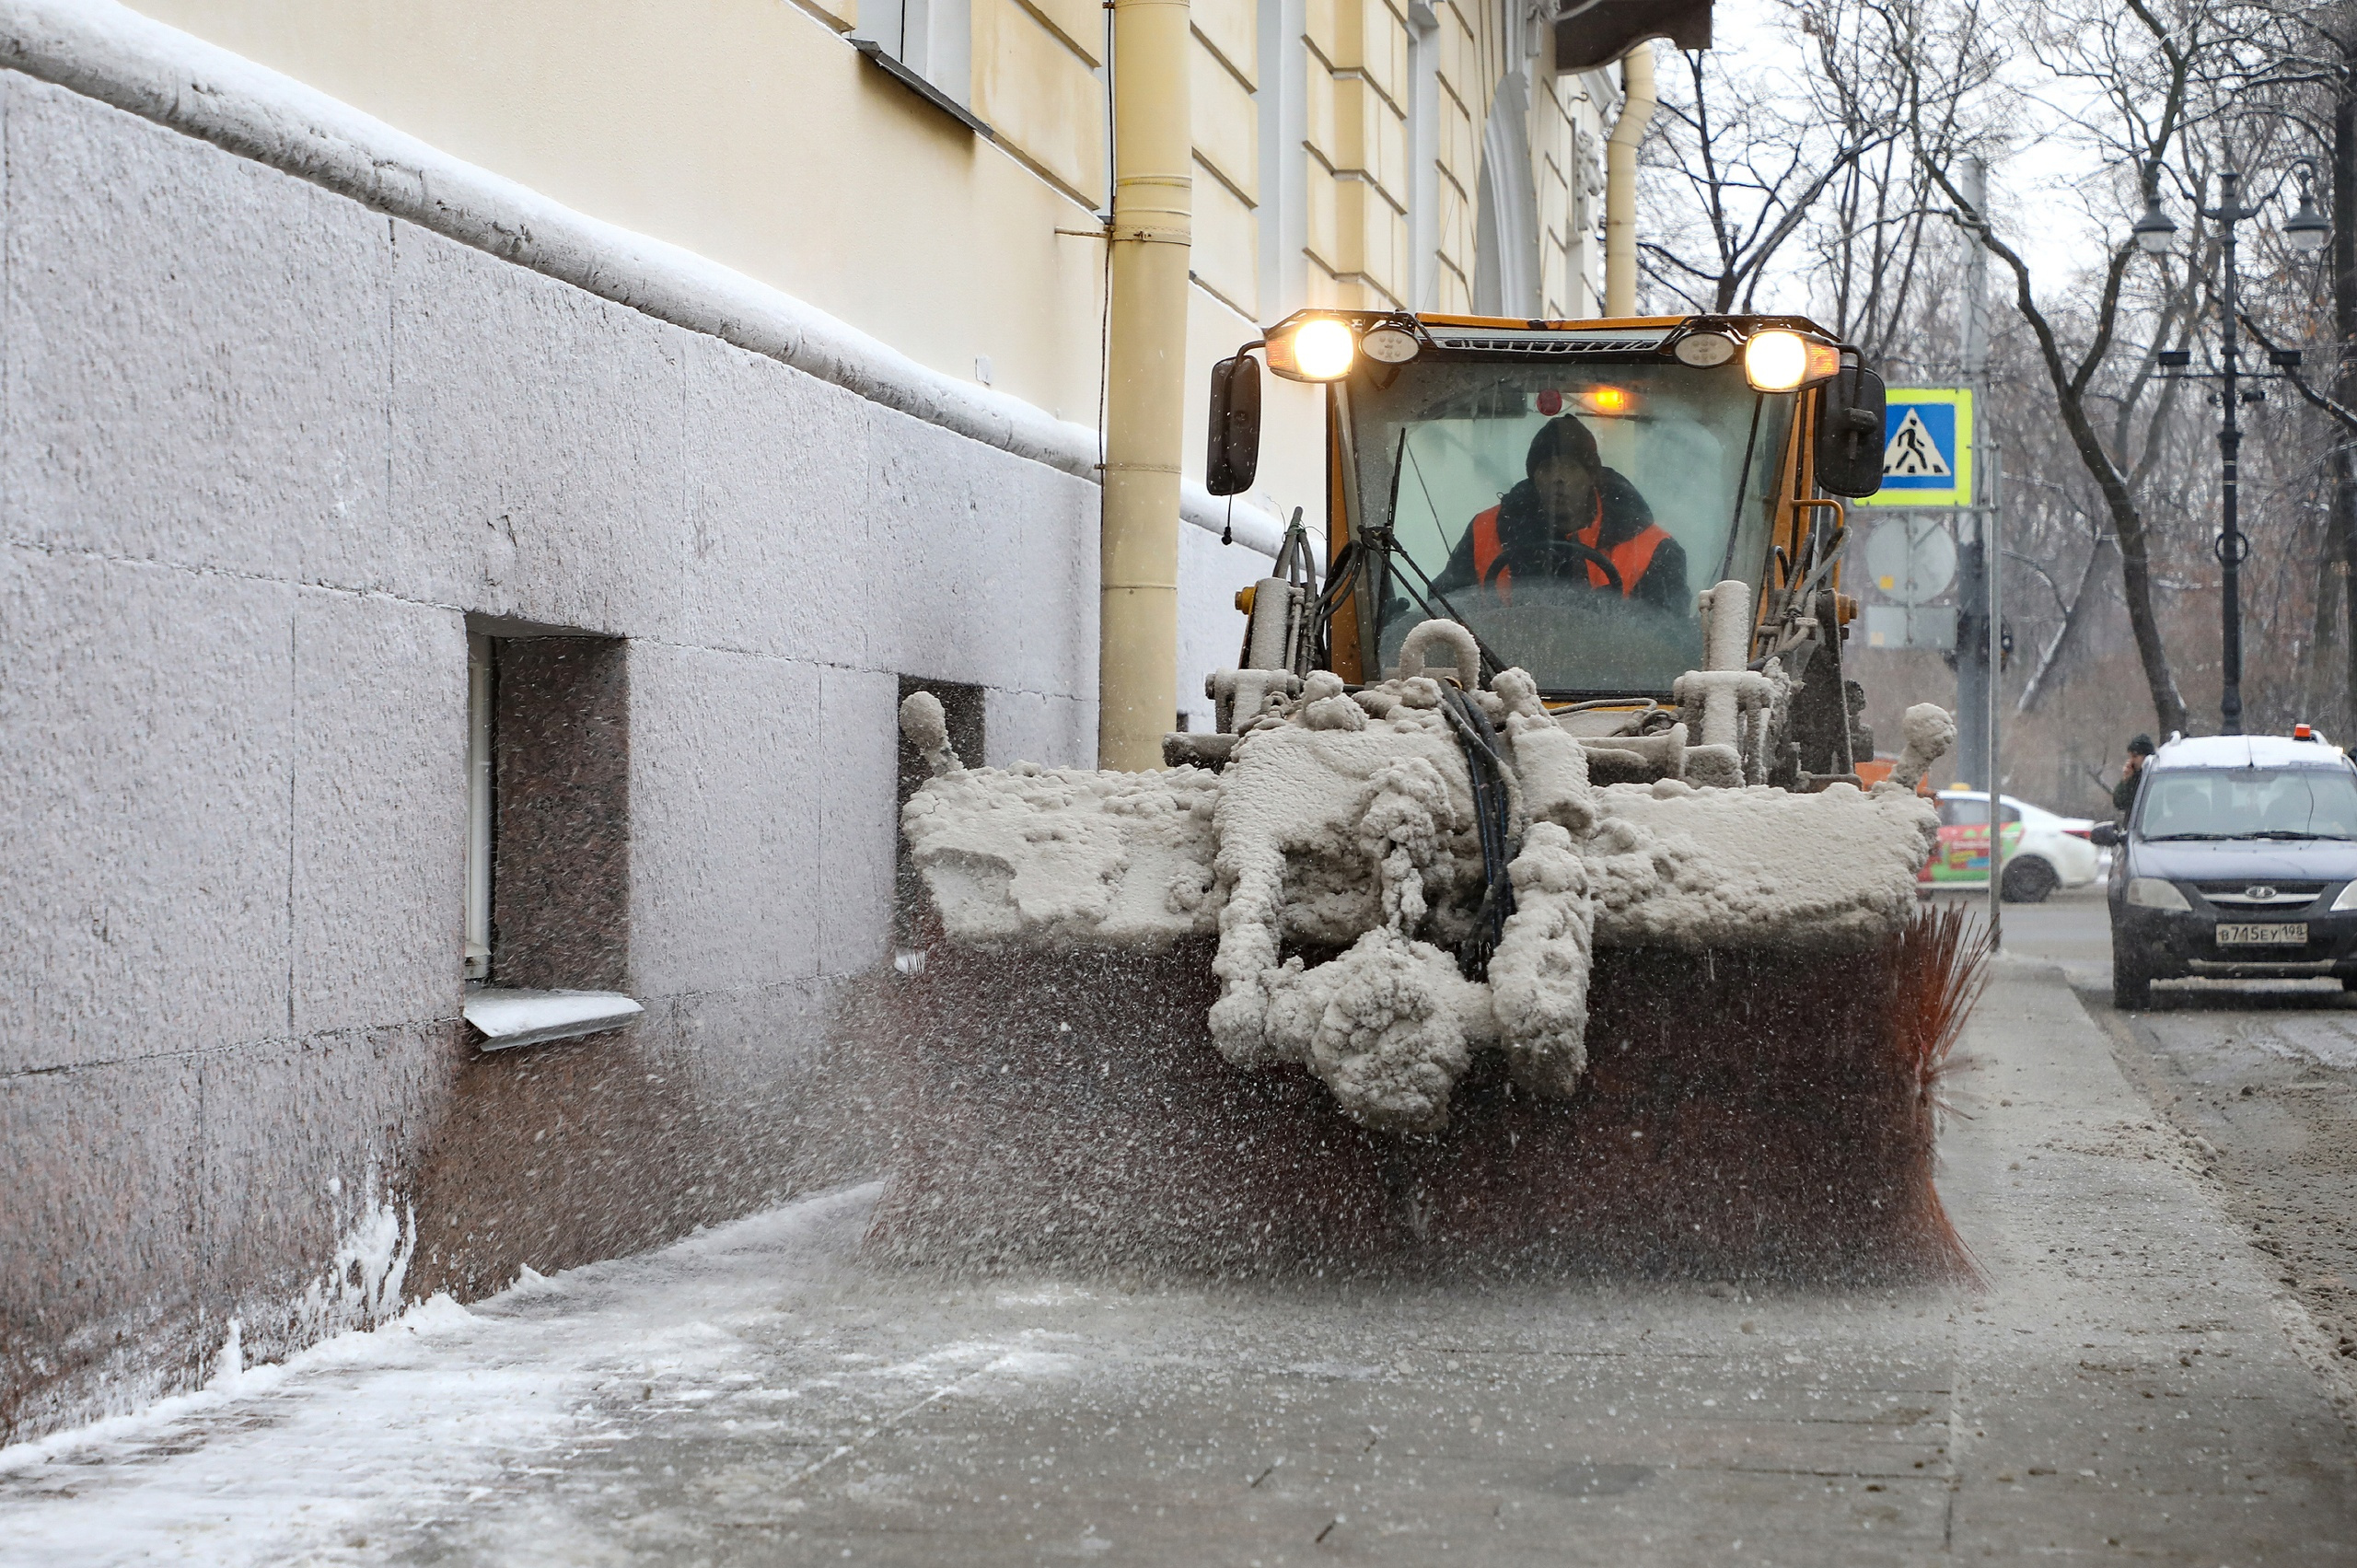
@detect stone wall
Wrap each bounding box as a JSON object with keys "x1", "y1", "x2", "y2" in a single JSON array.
[{"x1": 0, "y1": 68, "x2": 1263, "y2": 1440}]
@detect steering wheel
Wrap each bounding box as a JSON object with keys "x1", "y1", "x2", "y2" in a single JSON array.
[{"x1": 1511, "y1": 535, "x2": 1623, "y2": 594}]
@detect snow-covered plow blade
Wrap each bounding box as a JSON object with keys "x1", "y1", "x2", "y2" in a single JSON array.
[{"x1": 869, "y1": 631, "x2": 1983, "y2": 1283}]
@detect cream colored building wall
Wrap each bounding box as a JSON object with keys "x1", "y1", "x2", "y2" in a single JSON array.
[
  {"x1": 1424, "y1": 0, "x2": 1499, "y2": 314},
  {"x1": 125, "y1": 0, "x2": 1112, "y2": 423},
  {"x1": 1531, "y1": 36, "x2": 1614, "y2": 320},
  {"x1": 1264, "y1": 0, "x2": 1609, "y2": 320},
  {"x1": 1299, "y1": 0, "x2": 1410, "y2": 308},
  {"x1": 127, "y1": 0, "x2": 1612, "y2": 660},
  {"x1": 1192, "y1": 0, "x2": 1261, "y2": 320}
]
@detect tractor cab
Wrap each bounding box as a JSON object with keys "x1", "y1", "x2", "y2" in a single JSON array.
[{"x1": 1206, "y1": 310, "x2": 1887, "y2": 727}]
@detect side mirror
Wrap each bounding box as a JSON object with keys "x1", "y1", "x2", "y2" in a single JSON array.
[
  {"x1": 1206, "y1": 353, "x2": 1261, "y2": 496},
  {"x1": 1814, "y1": 363, "x2": 1886, "y2": 498},
  {"x1": 2089, "y1": 822, "x2": 2122, "y2": 848}
]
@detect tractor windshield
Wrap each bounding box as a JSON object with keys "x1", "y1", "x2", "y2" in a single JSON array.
[{"x1": 1348, "y1": 359, "x2": 1794, "y2": 697}]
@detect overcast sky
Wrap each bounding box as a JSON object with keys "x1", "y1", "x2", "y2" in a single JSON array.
[{"x1": 1701, "y1": 4, "x2": 2126, "y2": 314}]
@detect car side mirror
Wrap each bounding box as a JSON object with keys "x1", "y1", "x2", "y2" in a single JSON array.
[
  {"x1": 1814, "y1": 363, "x2": 1886, "y2": 499},
  {"x1": 1206, "y1": 352, "x2": 1261, "y2": 496},
  {"x1": 2089, "y1": 822, "x2": 2121, "y2": 848}
]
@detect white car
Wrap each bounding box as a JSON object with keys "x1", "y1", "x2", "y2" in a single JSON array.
[{"x1": 1924, "y1": 789, "x2": 2104, "y2": 902}]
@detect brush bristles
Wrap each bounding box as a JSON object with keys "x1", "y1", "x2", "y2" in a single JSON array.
[{"x1": 865, "y1": 907, "x2": 1991, "y2": 1285}]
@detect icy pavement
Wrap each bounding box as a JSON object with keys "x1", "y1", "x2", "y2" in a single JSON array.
[{"x1": 6, "y1": 958, "x2": 2357, "y2": 1565}]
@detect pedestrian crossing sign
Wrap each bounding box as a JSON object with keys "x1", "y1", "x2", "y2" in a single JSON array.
[{"x1": 1857, "y1": 388, "x2": 1972, "y2": 507}]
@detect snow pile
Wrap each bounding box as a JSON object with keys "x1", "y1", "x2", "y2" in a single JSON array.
[
  {"x1": 900, "y1": 761, "x2": 1225, "y2": 947},
  {"x1": 1891, "y1": 702, "x2": 1958, "y2": 791},
  {"x1": 1203, "y1": 676, "x2": 1497, "y2": 1127},
  {"x1": 899, "y1": 619, "x2": 1945, "y2": 1131},
  {"x1": 1488, "y1": 821, "x2": 1596, "y2": 1097},
  {"x1": 295, "y1": 1194, "x2": 416, "y2": 1343},
  {"x1": 1583, "y1": 780, "x2": 1936, "y2": 950}
]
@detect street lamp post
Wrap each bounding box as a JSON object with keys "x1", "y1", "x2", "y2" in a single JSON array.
[
  {"x1": 2138, "y1": 158, "x2": 2330, "y2": 736},
  {"x1": 2212, "y1": 169, "x2": 2255, "y2": 736}
]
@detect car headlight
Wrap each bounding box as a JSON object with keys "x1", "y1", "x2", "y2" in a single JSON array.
[
  {"x1": 2331, "y1": 881, "x2": 2357, "y2": 912},
  {"x1": 2125, "y1": 877, "x2": 2191, "y2": 912}
]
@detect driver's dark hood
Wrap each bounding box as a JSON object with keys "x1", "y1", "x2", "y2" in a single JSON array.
[{"x1": 2131, "y1": 836, "x2": 2357, "y2": 883}]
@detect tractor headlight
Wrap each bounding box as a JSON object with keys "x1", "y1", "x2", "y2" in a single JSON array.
[
  {"x1": 1743, "y1": 330, "x2": 1842, "y2": 392},
  {"x1": 2125, "y1": 877, "x2": 2191, "y2": 912},
  {"x1": 1266, "y1": 318, "x2": 1357, "y2": 381}
]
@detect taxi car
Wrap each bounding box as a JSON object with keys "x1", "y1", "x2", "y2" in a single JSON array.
[
  {"x1": 1920, "y1": 789, "x2": 2101, "y2": 902},
  {"x1": 2094, "y1": 731, "x2": 2357, "y2": 1008}
]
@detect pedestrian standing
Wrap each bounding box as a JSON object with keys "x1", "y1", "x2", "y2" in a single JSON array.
[{"x1": 2112, "y1": 733, "x2": 2156, "y2": 816}]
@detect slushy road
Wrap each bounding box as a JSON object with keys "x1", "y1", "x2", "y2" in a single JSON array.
[
  {"x1": 5, "y1": 890, "x2": 2354, "y2": 1565},
  {"x1": 2001, "y1": 883, "x2": 2357, "y2": 1415}
]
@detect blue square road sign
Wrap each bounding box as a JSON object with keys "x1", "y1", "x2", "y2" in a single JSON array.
[{"x1": 1858, "y1": 389, "x2": 1973, "y2": 507}]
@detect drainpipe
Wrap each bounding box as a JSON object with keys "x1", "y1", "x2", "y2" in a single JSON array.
[
  {"x1": 1099, "y1": 0, "x2": 1193, "y2": 771},
  {"x1": 1603, "y1": 41, "x2": 1655, "y2": 318}
]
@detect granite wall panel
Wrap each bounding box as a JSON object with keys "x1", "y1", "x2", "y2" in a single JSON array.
[
  {"x1": 817, "y1": 664, "x2": 900, "y2": 978},
  {"x1": 0, "y1": 1058, "x2": 205, "y2": 1441},
  {"x1": 679, "y1": 336, "x2": 877, "y2": 666},
  {"x1": 1, "y1": 65, "x2": 1247, "y2": 1439},
  {"x1": 0, "y1": 75, "x2": 391, "y2": 585},
  {"x1": 628, "y1": 644, "x2": 824, "y2": 996},
  {"x1": 0, "y1": 546, "x2": 295, "y2": 1075},
  {"x1": 291, "y1": 592, "x2": 468, "y2": 1035},
  {"x1": 380, "y1": 220, "x2": 692, "y2": 630}
]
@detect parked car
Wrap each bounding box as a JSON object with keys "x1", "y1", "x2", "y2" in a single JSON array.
[
  {"x1": 2096, "y1": 731, "x2": 2357, "y2": 1008},
  {"x1": 1921, "y1": 789, "x2": 2103, "y2": 902}
]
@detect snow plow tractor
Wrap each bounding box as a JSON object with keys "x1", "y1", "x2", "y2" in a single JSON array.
[{"x1": 873, "y1": 311, "x2": 1984, "y2": 1283}]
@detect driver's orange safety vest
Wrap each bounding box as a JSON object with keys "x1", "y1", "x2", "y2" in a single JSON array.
[{"x1": 1470, "y1": 496, "x2": 1670, "y2": 603}]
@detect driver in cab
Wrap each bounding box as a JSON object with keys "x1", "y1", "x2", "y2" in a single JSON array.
[{"x1": 1429, "y1": 414, "x2": 1688, "y2": 613}]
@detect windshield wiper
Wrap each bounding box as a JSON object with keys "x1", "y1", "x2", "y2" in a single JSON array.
[{"x1": 2144, "y1": 830, "x2": 2356, "y2": 841}]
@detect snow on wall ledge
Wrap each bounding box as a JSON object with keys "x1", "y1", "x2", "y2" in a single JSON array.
[{"x1": 0, "y1": 0, "x2": 1285, "y2": 557}]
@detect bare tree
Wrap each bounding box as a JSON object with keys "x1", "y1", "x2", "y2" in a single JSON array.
[
  {"x1": 1907, "y1": 0, "x2": 2209, "y2": 736},
  {"x1": 1785, "y1": 0, "x2": 1991, "y2": 360},
  {"x1": 1637, "y1": 40, "x2": 1887, "y2": 313}
]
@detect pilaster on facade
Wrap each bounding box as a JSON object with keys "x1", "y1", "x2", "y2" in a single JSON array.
[
  {"x1": 1193, "y1": 3, "x2": 1263, "y2": 320},
  {"x1": 1266, "y1": 0, "x2": 1604, "y2": 323}
]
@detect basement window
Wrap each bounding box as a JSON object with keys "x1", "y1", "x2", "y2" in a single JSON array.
[
  {"x1": 460, "y1": 624, "x2": 642, "y2": 1051},
  {"x1": 852, "y1": 0, "x2": 993, "y2": 138}
]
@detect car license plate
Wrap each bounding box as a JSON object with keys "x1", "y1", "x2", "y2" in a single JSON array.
[{"x1": 2216, "y1": 923, "x2": 2307, "y2": 946}]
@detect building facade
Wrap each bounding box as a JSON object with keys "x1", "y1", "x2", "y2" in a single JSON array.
[{"x1": 1, "y1": 0, "x2": 1620, "y2": 1439}]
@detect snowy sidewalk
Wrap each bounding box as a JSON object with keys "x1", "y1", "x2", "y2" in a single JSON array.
[{"x1": 5, "y1": 958, "x2": 2355, "y2": 1565}]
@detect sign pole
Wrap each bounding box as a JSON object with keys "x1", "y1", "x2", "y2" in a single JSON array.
[
  {"x1": 1961, "y1": 154, "x2": 2002, "y2": 947},
  {"x1": 1987, "y1": 444, "x2": 2003, "y2": 950}
]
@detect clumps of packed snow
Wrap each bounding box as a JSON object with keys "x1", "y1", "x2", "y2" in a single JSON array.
[
  {"x1": 898, "y1": 690, "x2": 960, "y2": 777},
  {"x1": 1488, "y1": 821, "x2": 1596, "y2": 1097},
  {"x1": 1584, "y1": 779, "x2": 1935, "y2": 950},
  {"x1": 1204, "y1": 679, "x2": 1499, "y2": 1127},
  {"x1": 899, "y1": 596, "x2": 1947, "y2": 1131},
  {"x1": 201, "y1": 1191, "x2": 417, "y2": 1397},
  {"x1": 296, "y1": 1193, "x2": 416, "y2": 1343},
  {"x1": 1891, "y1": 703, "x2": 1958, "y2": 792},
  {"x1": 899, "y1": 759, "x2": 1225, "y2": 947},
  {"x1": 1257, "y1": 932, "x2": 1492, "y2": 1132}
]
